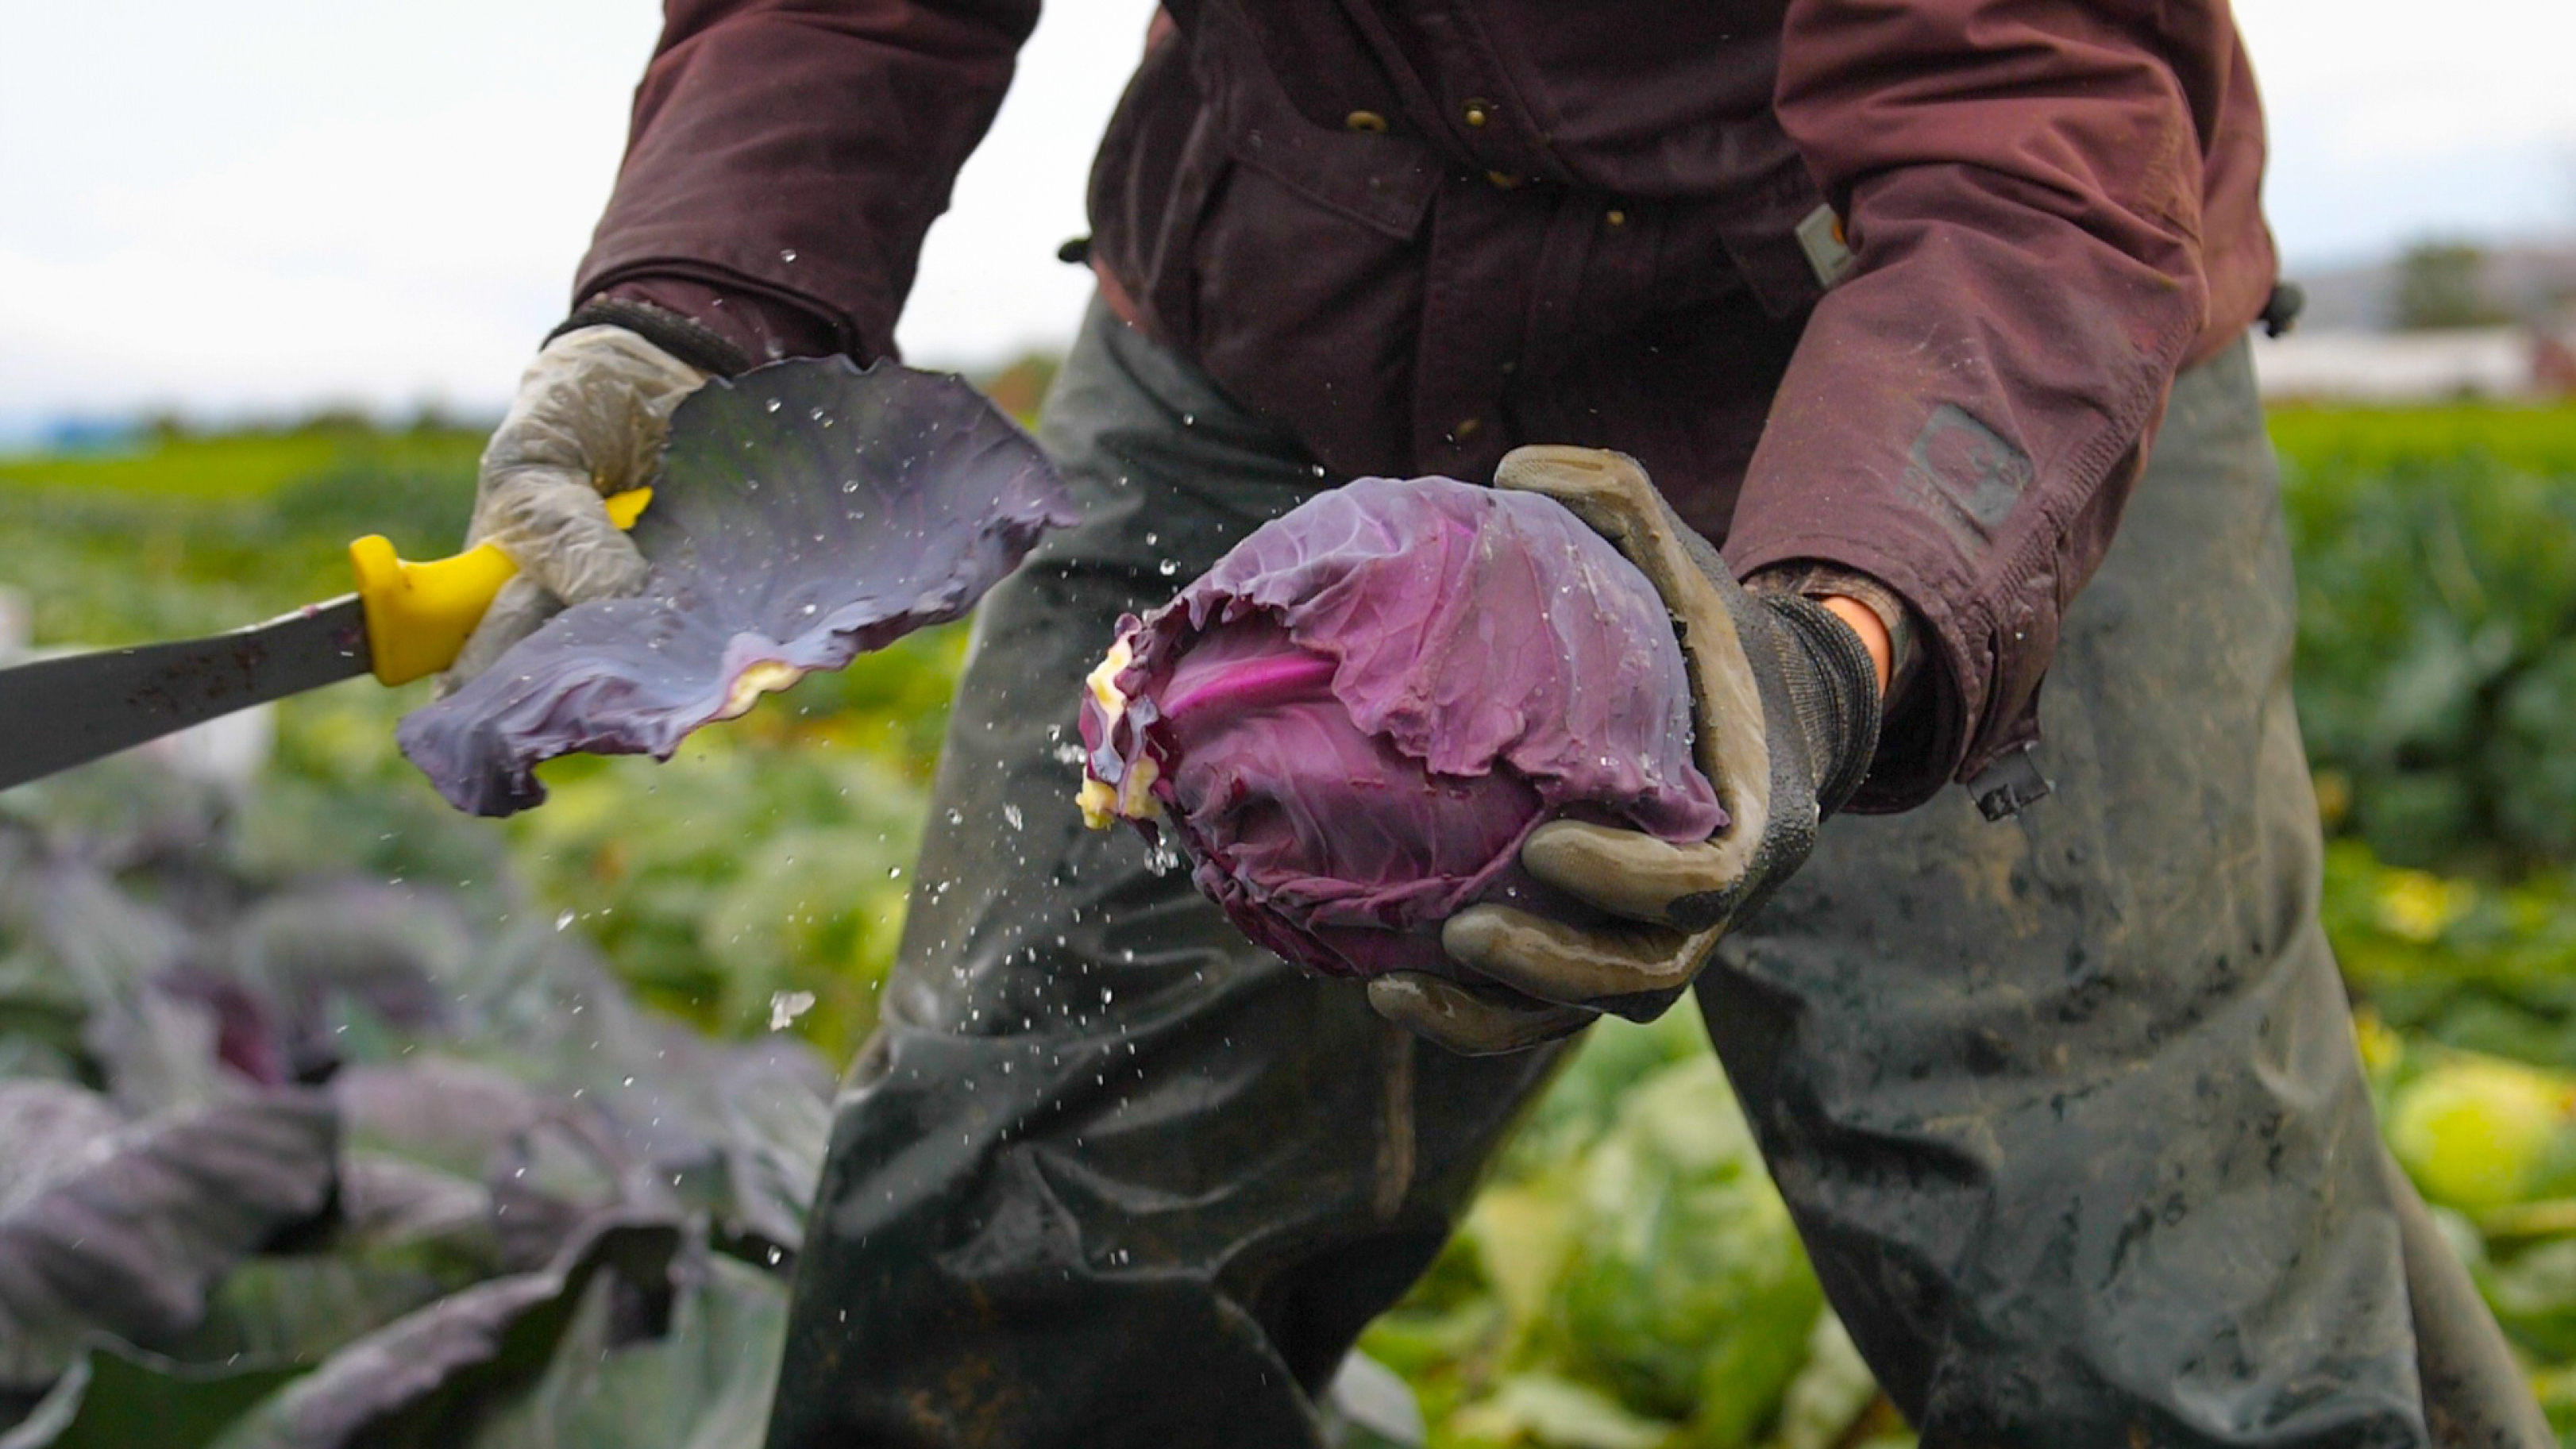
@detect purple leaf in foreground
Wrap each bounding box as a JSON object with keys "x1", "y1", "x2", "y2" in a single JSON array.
[
  {"x1": 210, "y1": 1216, "x2": 681, "y2": 1449},
  {"x1": 1078, "y1": 477, "x2": 1722, "y2": 980},
  {"x1": 399, "y1": 357, "x2": 1077, "y2": 816},
  {"x1": 0, "y1": 1083, "x2": 337, "y2": 1389}
]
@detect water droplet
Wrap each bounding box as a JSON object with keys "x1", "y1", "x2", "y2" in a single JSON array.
[
  {"x1": 1004, "y1": 804, "x2": 1024, "y2": 830},
  {"x1": 1158, "y1": 559, "x2": 1179, "y2": 576},
  {"x1": 780, "y1": 247, "x2": 799, "y2": 262},
  {"x1": 888, "y1": 865, "x2": 904, "y2": 880},
  {"x1": 554, "y1": 910, "x2": 575, "y2": 932},
  {"x1": 765, "y1": 398, "x2": 782, "y2": 414},
  {"x1": 843, "y1": 479, "x2": 860, "y2": 493}
]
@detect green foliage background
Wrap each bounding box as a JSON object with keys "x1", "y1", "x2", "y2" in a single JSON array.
[{"x1": 4, "y1": 397, "x2": 2576, "y2": 1446}]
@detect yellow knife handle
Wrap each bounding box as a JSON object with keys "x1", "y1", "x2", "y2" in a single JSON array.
[{"x1": 349, "y1": 487, "x2": 654, "y2": 687}]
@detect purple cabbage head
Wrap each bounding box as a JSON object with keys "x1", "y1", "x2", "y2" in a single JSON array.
[
  {"x1": 400, "y1": 357, "x2": 1078, "y2": 816},
  {"x1": 1078, "y1": 476, "x2": 1722, "y2": 979}
]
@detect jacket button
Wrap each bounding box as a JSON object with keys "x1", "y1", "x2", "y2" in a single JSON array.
[
  {"x1": 1452, "y1": 418, "x2": 1483, "y2": 441},
  {"x1": 1605, "y1": 208, "x2": 1628, "y2": 228},
  {"x1": 1486, "y1": 170, "x2": 1525, "y2": 191},
  {"x1": 1462, "y1": 100, "x2": 1492, "y2": 128},
  {"x1": 1344, "y1": 110, "x2": 1389, "y2": 133}
]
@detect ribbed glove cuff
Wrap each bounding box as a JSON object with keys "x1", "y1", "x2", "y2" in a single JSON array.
[
  {"x1": 1761, "y1": 595, "x2": 1883, "y2": 817},
  {"x1": 547, "y1": 299, "x2": 752, "y2": 379}
]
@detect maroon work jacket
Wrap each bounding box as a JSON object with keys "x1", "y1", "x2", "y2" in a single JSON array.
[{"x1": 576, "y1": 0, "x2": 2278, "y2": 809}]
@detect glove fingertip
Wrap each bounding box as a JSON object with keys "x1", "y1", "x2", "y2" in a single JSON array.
[
  {"x1": 1437, "y1": 904, "x2": 1524, "y2": 973},
  {"x1": 1493, "y1": 445, "x2": 1651, "y2": 499},
  {"x1": 1517, "y1": 818, "x2": 1625, "y2": 877},
  {"x1": 1517, "y1": 822, "x2": 1725, "y2": 928},
  {"x1": 1439, "y1": 906, "x2": 1490, "y2": 950},
  {"x1": 1494, "y1": 446, "x2": 1664, "y2": 538}
]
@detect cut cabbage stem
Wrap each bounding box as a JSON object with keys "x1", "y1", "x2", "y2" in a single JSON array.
[
  {"x1": 1078, "y1": 634, "x2": 1169, "y2": 827},
  {"x1": 1077, "y1": 775, "x2": 1122, "y2": 831},
  {"x1": 1086, "y1": 637, "x2": 1135, "y2": 719},
  {"x1": 715, "y1": 658, "x2": 808, "y2": 721}
]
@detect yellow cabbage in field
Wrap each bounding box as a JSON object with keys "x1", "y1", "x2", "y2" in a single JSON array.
[{"x1": 2388, "y1": 1058, "x2": 2576, "y2": 1211}]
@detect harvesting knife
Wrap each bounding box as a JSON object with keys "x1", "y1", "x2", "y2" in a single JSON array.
[{"x1": 0, "y1": 488, "x2": 652, "y2": 792}]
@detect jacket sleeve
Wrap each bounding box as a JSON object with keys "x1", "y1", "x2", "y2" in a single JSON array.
[
  {"x1": 1722, "y1": 0, "x2": 2258, "y2": 810},
  {"x1": 573, "y1": 0, "x2": 1042, "y2": 364}
]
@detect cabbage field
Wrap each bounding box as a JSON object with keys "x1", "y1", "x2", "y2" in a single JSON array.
[{"x1": 0, "y1": 398, "x2": 2573, "y2": 1447}]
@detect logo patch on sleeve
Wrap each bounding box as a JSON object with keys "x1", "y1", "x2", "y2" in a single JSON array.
[{"x1": 1903, "y1": 404, "x2": 2033, "y2": 546}]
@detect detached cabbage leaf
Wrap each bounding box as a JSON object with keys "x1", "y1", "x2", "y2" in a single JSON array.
[
  {"x1": 401, "y1": 357, "x2": 1077, "y2": 816},
  {"x1": 1078, "y1": 476, "x2": 1720, "y2": 978}
]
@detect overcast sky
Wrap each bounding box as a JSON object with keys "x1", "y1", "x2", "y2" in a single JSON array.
[{"x1": 1, "y1": 0, "x2": 2568, "y2": 430}]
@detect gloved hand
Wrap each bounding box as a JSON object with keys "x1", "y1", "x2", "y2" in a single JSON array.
[
  {"x1": 436, "y1": 326, "x2": 709, "y2": 693},
  {"x1": 1367, "y1": 445, "x2": 1884, "y2": 1054}
]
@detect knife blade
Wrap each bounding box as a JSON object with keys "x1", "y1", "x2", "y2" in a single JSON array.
[{"x1": 0, "y1": 597, "x2": 371, "y2": 792}]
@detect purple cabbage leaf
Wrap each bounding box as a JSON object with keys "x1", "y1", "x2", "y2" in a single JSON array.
[
  {"x1": 1078, "y1": 476, "x2": 1722, "y2": 980},
  {"x1": 182, "y1": 1216, "x2": 682, "y2": 1449},
  {"x1": 0, "y1": 746, "x2": 837, "y2": 1448},
  {"x1": 0, "y1": 1082, "x2": 337, "y2": 1390},
  {"x1": 399, "y1": 357, "x2": 1078, "y2": 816}
]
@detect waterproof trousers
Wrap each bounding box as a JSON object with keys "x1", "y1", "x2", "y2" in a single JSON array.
[{"x1": 766, "y1": 300, "x2": 2545, "y2": 1448}]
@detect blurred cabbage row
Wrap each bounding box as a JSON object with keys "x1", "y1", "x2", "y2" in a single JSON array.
[
  {"x1": 0, "y1": 754, "x2": 828, "y2": 1447},
  {"x1": 1358, "y1": 1000, "x2": 1895, "y2": 1449},
  {"x1": 2279, "y1": 407, "x2": 2576, "y2": 874}
]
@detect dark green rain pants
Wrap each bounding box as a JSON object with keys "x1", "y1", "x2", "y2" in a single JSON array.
[{"x1": 766, "y1": 300, "x2": 2547, "y2": 1449}]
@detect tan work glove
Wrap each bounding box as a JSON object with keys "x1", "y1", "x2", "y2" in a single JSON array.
[
  {"x1": 436, "y1": 326, "x2": 709, "y2": 693},
  {"x1": 1367, "y1": 445, "x2": 1885, "y2": 1054}
]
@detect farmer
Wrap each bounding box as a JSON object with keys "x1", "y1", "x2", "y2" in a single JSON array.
[{"x1": 451, "y1": 2, "x2": 2548, "y2": 1443}]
